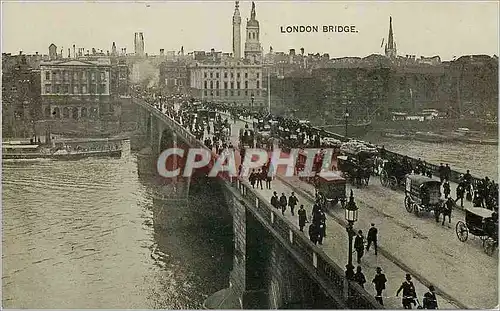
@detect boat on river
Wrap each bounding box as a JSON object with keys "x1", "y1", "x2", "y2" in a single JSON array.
[{"x1": 2, "y1": 142, "x2": 122, "y2": 160}]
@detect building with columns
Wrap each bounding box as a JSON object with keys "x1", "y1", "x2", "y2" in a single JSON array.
[
  {"x1": 232, "y1": 1, "x2": 242, "y2": 59},
  {"x1": 40, "y1": 58, "x2": 115, "y2": 120},
  {"x1": 189, "y1": 59, "x2": 263, "y2": 106},
  {"x1": 244, "y1": 1, "x2": 263, "y2": 62}
]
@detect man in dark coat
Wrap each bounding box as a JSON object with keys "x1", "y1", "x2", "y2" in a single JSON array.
[
  {"x1": 455, "y1": 181, "x2": 465, "y2": 208},
  {"x1": 288, "y1": 192, "x2": 298, "y2": 216},
  {"x1": 366, "y1": 223, "x2": 378, "y2": 255},
  {"x1": 396, "y1": 274, "x2": 417, "y2": 309},
  {"x1": 354, "y1": 230, "x2": 365, "y2": 264},
  {"x1": 308, "y1": 223, "x2": 318, "y2": 245},
  {"x1": 354, "y1": 266, "x2": 366, "y2": 288},
  {"x1": 298, "y1": 205, "x2": 307, "y2": 232},
  {"x1": 270, "y1": 191, "x2": 279, "y2": 209},
  {"x1": 438, "y1": 163, "x2": 445, "y2": 183},
  {"x1": 444, "y1": 164, "x2": 451, "y2": 182},
  {"x1": 372, "y1": 267, "x2": 387, "y2": 306},
  {"x1": 279, "y1": 193, "x2": 288, "y2": 215},
  {"x1": 422, "y1": 285, "x2": 438, "y2": 309}
]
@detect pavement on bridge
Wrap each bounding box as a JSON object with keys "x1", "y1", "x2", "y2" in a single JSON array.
[
  {"x1": 164, "y1": 107, "x2": 497, "y2": 309},
  {"x1": 222, "y1": 117, "x2": 497, "y2": 310}
]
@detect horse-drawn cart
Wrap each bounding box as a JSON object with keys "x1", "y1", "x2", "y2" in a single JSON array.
[
  {"x1": 456, "y1": 208, "x2": 498, "y2": 256},
  {"x1": 404, "y1": 174, "x2": 442, "y2": 216}
]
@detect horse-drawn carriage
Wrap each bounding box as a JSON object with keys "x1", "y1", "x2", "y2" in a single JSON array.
[
  {"x1": 404, "y1": 174, "x2": 442, "y2": 216},
  {"x1": 239, "y1": 124, "x2": 255, "y2": 149},
  {"x1": 380, "y1": 158, "x2": 411, "y2": 189},
  {"x1": 456, "y1": 208, "x2": 498, "y2": 256},
  {"x1": 337, "y1": 151, "x2": 374, "y2": 187},
  {"x1": 312, "y1": 173, "x2": 347, "y2": 208},
  {"x1": 295, "y1": 149, "x2": 347, "y2": 208}
]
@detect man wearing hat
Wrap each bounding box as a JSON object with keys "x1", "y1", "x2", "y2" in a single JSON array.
[
  {"x1": 397, "y1": 273, "x2": 417, "y2": 309},
  {"x1": 422, "y1": 285, "x2": 438, "y2": 309},
  {"x1": 372, "y1": 267, "x2": 387, "y2": 306}
]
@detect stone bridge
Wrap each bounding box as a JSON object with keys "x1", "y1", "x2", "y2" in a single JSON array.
[{"x1": 129, "y1": 97, "x2": 382, "y2": 309}]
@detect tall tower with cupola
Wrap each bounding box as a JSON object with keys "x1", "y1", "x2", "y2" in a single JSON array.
[{"x1": 244, "y1": 1, "x2": 262, "y2": 62}]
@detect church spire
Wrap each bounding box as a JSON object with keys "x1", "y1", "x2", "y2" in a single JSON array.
[
  {"x1": 385, "y1": 16, "x2": 397, "y2": 59},
  {"x1": 387, "y1": 16, "x2": 394, "y2": 49},
  {"x1": 250, "y1": 1, "x2": 256, "y2": 20}
]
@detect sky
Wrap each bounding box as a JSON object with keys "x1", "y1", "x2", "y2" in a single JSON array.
[{"x1": 2, "y1": 1, "x2": 499, "y2": 61}]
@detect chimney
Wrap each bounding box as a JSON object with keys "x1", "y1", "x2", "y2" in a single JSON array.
[
  {"x1": 73, "y1": 44, "x2": 76, "y2": 59},
  {"x1": 19, "y1": 50, "x2": 22, "y2": 55},
  {"x1": 68, "y1": 48, "x2": 70, "y2": 58},
  {"x1": 35, "y1": 52, "x2": 38, "y2": 55},
  {"x1": 124, "y1": 48, "x2": 127, "y2": 54},
  {"x1": 160, "y1": 49, "x2": 164, "y2": 56}
]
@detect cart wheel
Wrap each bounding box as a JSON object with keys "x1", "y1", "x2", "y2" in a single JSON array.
[
  {"x1": 483, "y1": 238, "x2": 497, "y2": 256},
  {"x1": 380, "y1": 171, "x2": 388, "y2": 187},
  {"x1": 455, "y1": 221, "x2": 469, "y2": 242},
  {"x1": 389, "y1": 177, "x2": 398, "y2": 190},
  {"x1": 405, "y1": 196, "x2": 412, "y2": 213}
]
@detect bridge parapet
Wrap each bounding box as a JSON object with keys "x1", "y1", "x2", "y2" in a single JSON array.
[{"x1": 228, "y1": 178, "x2": 383, "y2": 309}]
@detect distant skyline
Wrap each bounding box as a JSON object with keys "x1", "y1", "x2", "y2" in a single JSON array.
[{"x1": 2, "y1": 1, "x2": 499, "y2": 61}]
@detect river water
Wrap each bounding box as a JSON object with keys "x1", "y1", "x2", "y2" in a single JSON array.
[
  {"x1": 363, "y1": 135, "x2": 498, "y2": 179},
  {"x1": 2, "y1": 141, "x2": 233, "y2": 309}
]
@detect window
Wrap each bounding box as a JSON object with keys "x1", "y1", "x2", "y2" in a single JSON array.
[
  {"x1": 231, "y1": 72, "x2": 234, "y2": 78},
  {"x1": 82, "y1": 72, "x2": 86, "y2": 79},
  {"x1": 224, "y1": 82, "x2": 228, "y2": 89},
  {"x1": 216, "y1": 81, "x2": 219, "y2": 89},
  {"x1": 224, "y1": 90, "x2": 228, "y2": 96},
  {"x1": 91, "y1": 72, "x2": 95, "y2": 80},
  {"x1": 224, "y1": 72, "x2": 228, "y2": 78},
  {"x1": 204, "y1": 90, "x2": 208, "y2": 96},
  {"x1": 257, "y1": 90, "x2": 260, "y2": 96},
  {"x1": 45, "y1": 85, "x2": 51, "y2": 93},
  {"x1": 230, "y1": 90, "x2": 234, "y2": 96},
  {"x1": 100, "y1": 84, "x2": 106, "y2": 93},
  {"x1": 204, "y1": 72, "x2": 207, "y2": 78},
  {"x1": 73, "y1": 86, "x2": 78, "y2": 94},
  {"x1": 101, "y1": 72, "x2": 105, "y2": 81},
  {"x1": 216, "y1": 72, "x2": 219, "y2": 78},
  {"x1": 245, "y1": 90, "x2": 248, "y2": 96},
  {"x1": 210, "y1": 81, "x2": 213, "y2": 89},
  {"x1": 245, "y1": 81, "x2": 248, "y2": 89},
  {"x1": 245, "y1": 72, "x2": 248, "y2": 78},
  {"x1": 74, "y1": 72, "x2": 78, "y2": 80},
  {"x1": 256, "y1": 73, "x2": 260, "y2": 78},
  {"x1": 82, "y1": 85, "x2": 87, "y2": 93},
  {"x1": 237, "y1": 82, "x2": 240, "y2": 89},
  {"x1": 216, "y1": 90, "x2": 219, "y2": 96},
  {"x1": 256, "y1": 81, "x2": 260, "y2": 89},
  {"x1": 45, "y1": 72, "x2": 50, "y2": 80},
  {"x1": 230, "y1": 82, "x2": 234, "y2": 89},
  {"x1": 204, "y1": 81, "x2": 207, "y2": 89},
  {"x1": 210, "y1": 72, "x2": 213, "y2": 78},
  {"x1": 237, "y1": 73, "x2": 240, "y2": 79},
  {"x1": 237, "y1": 90, "x2": 240, "y2": 96},
  {"x1": 178, "y1": 80, "x2": 183, "y2": 86},
  {"x1": 65, "y1": 85, "x2": 70, "y2": 93}
]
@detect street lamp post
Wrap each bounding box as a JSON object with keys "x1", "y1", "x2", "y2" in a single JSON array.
[
  {"x1": 251, "y1": 94, "x2": 255, "y2": 129},
  {"x1": 344, "y1": 102, "x2": 349, "y2": 139},
  {"x1": 344, "y1": 189, "x2": 358, "y2": 280}
]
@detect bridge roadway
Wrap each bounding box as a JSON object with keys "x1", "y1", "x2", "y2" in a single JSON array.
[
  {"x1": 207, "y1": 116, "x2": 496, "y2": 309},
  {"x1": 154, "y1": 104, "x2": 496, "y2": 309}
]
